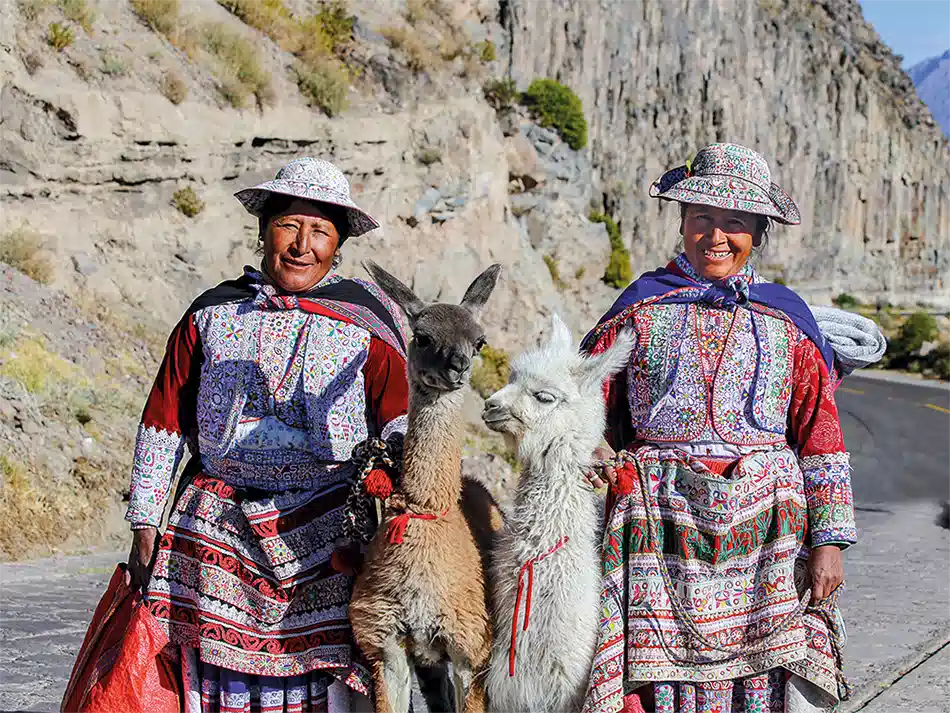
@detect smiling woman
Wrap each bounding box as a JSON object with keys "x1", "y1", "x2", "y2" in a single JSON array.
[
  {"x1": 102, "y1": 157, "x2": 410, "y2": 713},
  {"x1": 581, "y1": 143, "x2": 857, "y2": 713}
]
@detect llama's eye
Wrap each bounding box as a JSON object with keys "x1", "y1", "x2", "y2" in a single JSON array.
[
  {"x1": 534, "y1": 391, "x2": 556, "y2": 404},
  {"x1": 414, "y1": 334, "x2": 432, "y2": 349}
]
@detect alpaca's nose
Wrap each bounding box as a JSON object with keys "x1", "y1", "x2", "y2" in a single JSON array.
[
  {"x1": 482, "y1": 400, "x2": 504, "y2": 419},
  {"x1": 447, "y1": 351, "x2": 470, "y2": 377}
]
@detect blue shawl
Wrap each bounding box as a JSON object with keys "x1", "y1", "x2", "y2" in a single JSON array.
[{"x1": 583, "y1": 260, "x2": 836, "y2": 373}]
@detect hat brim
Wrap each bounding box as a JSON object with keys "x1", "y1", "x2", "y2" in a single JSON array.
[
  {"x1": 649, "y1": 167, "x2": 801, "y2": 225},
  {"x1": 234, "y1": 181, "x2": 380, "y2": 237}
]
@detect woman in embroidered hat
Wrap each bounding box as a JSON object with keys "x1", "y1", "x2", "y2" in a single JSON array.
[
  {"x1": 121, "y1": 157, "x2": 407, "y2": 712},
  {"x1": 580, "y1": 144, "x2": 855, "y2": 713}
]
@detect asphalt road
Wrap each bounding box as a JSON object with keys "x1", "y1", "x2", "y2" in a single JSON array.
[
  {"x1": 1, "y1": 373, "x2": 947, "y2": 713},
  {"x1": 837, "y1": 374, "x2": 950, "y2": 504}
]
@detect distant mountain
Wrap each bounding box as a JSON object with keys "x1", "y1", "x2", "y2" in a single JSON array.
[{"x1": 909, "y1": 50, "x2": 950, "y2": 137}]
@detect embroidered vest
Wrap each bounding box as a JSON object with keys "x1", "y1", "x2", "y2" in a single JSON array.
[
  {"x1": 627, "y1": 303, "x2": 797, "y2": 446},
  {"x1": 193, "y1": 302, "x2": 371, "y2": 462}
]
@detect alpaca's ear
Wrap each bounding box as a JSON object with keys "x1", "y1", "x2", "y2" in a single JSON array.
[
  {"x1": 547, "y1": 312, "x2": 573, "y2": 354},
  {"x1": 577, "y1": 328, "x2": 635, "y2": 392},
  {"x1": 460, "y1": 264, "x2": 502, "y2": 317},
  {"x1": 363, "y1": 260, "x2": 425, "y2": 321}
]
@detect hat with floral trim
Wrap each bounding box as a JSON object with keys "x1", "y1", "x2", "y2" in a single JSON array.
[
  {"x1": 235, "y1": 157, "x2": 380, "y2": 237},
  {"x1": 649, "y1": 143, "x2": 801, "y2": 225}
]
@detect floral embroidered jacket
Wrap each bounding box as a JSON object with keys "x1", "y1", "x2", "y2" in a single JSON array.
[
  {"x1": 125, "y1": 270, "x2": 409, "y2": 528},
  {"x1": 588, "y1": 255, "x2": 856, "y2": 548}
]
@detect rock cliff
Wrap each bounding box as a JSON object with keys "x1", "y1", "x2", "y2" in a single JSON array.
[
  {"x1": 504, "y1": 0, "x2": 950, "y2": 306},
  {"x1": 0, "y1": 0, "x2": 947, "y2": 558}
]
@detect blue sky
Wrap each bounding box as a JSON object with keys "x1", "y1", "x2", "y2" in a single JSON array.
[{"x1": 858, "y1": 0, "x2": 950, "y2": 68}]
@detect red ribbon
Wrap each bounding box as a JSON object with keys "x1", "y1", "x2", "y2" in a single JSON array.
[
  {"x1": 386, "y1": 507, "x2": 449, "y2": 545},
  {"x1": 508, "y1": 535, "x2": 570, "y2": 677}
]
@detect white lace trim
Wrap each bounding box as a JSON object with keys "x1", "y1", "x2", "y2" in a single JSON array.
[
  {"x1": 125, "y1": 424, "x2": 185, "y2": 527},
  {"x1": 799, "y1": 452, "x2": 850, "y2": 470},
  {"x1": 381, "y1": 414, "x2": 407, "y2": 441}
]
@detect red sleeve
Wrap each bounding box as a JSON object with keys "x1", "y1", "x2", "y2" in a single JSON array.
[
  {"x1": 125, "y1": 312, "x2": 202, "y2": 528},
  {"x1": 363, "y1": 336, "x2": 408, "y2": 441},
  {"x1": 789, "y1": 336, "x2": 856, "y2": 547}
]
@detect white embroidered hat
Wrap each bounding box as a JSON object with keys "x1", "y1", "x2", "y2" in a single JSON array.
[{"x1": 234, "y1": 157, "x2": 380, "y2": 237}]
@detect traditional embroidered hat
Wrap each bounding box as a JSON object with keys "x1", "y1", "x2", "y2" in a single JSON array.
[
  {"x1": 234, "y1": 157, "x2": 380, "y2": 237},
  {"x1": 649, "y1": 143, "x2": 801, "y2": 225}
]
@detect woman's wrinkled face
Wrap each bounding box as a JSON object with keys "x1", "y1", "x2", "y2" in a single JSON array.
[
  {"x1": 262, "y1": 199, "x2": 340, "y2": 293},
  {"x1": 681, "y1": 204, "x2": 760, "y2": 280}
]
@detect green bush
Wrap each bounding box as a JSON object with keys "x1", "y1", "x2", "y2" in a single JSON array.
[
  {"x1": 832, "y1": 292, "x2": 859, "y2": 309},
  {"x1": 483, "y1": 77, "x2": 518, "y2": 111},
  {"x1": 46, "y1": 21, "x2": 74, "y2": 50},
  {"x1": 172, "y1": 186, "x2": 204, "y2": 217},
  {"x1": 590, "y1": 211, "x2": 632, "y2": 288},
  {"x1": 471, "y1": 345, "x2": 510, "y2": 399},
  {"x1": 893, "y1": 312, "x2": 938, "y2": 357},
  {"x1": 925, "y1": 342, "x2": 950, "y2": 381},
  {"x1": 521, "y1": 79, "x2": 587, "y2": 150}
]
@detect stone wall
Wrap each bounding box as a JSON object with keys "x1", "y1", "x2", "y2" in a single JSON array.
[{"x1": 504, "y1": 0, "x2": 950, "y2": 306}]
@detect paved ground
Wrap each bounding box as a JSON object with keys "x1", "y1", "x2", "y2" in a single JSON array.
[{"x1": 1, "y1": 373, "x2": 947, "y2": 712}]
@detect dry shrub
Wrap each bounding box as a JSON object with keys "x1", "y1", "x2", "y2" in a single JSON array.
[
  {"x1": 130, "y1": 0, "x2": 180, "y2": 36},
  {"x1": 172, "y1": 186, "x2": 204, "y2": 217},
  {"x1": 295, "y1": 61, "x2": 349, "y2": 116},
  {"x1": 160, "y1": 71, "x2": 187, "y2": 104},
  {"x1": 0, "y1": 336, "x2": 75, "y2": 394},
  {"x1": 58, "y1": 0, "x2": 95, "y2": 33},
  {"x1": 0, "y1": 451, "x2": 124, "y2": 561},
  {"x1": 381, "y1": 25, "x2": 437, "y2": 73},
  {"x1": 201, "y1": 22, "x2": 273, "y2": 108},
  {"x1": 46, "y1": 21, "x2": 74, "y2": 50},
  {"x1": 220, "y1": 0, "x2": 354, "y2": 115},
  {"x1": 0, "y1": 227, "x2": 54, "y2": 284},
  {"x1": 18, "y1": 0, "x2": 52, "y2": 21}
]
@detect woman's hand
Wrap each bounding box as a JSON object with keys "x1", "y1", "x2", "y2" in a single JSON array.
[
  {"x1": 126, "y1": 527, "x2": 159, "y2": 593},
  {"x1": 586, "y1": 445, "x2": 618, "y2": 489},
  {"x1": 807, "y1": 545, "x2": 844, "y2": 603}
]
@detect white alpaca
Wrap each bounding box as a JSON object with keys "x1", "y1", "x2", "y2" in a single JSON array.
[{"x1": 481, "y1": 314, "x2": 634, "y2": 713}]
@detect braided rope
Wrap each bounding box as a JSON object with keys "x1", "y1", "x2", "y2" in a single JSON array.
[{"x1": 342, "y1": 437, "x2": 403, "y2": 544}]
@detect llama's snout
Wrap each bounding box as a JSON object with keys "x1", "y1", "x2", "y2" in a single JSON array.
[
  {"x1": 481, "y1": 396, "x2": 514, "y2": 433},
  {"x1": 446, "y1": 350, "x2": 471, "y2": 382}
]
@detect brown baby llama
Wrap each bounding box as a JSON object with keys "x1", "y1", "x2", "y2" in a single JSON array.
[{"x1": 349, "y1": 261, "x2": 502, "y2": 713}]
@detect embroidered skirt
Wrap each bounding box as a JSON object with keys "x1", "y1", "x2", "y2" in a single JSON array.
[
  {"x1": 145, "y1": 473, "x2": 371, "y2": 693},
  {"x1": 583, "y1": 446, "x2": 846, "y2": 713}
]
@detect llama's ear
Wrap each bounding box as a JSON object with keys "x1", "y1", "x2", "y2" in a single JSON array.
[
  {"x1": 547, "y1": 312, "x2": 573, "y2": 354},
  {"x1": 460, "y1": 264, "x2": 502, "y2": 317},
  {"x1": 362, "y1": 260, "x2": 425, "y2": 321},
  {"x1": 578, "y1": 328, "x2": 635, "y2": 392}
]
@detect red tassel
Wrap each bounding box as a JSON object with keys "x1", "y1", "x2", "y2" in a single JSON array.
[
  {"x1": 387, "y1": 512, "x2": 412, "y2": 544},
  {"x1": 615, "y1": 463, "x2": 635, "y2": 496},
  {"x1": 364, "y1": 468, "x2": 394, "y2": 499}
]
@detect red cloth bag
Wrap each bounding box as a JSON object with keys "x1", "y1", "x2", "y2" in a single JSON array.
[{"x1": 61, "y1": 564, "x2": 180, "y2": 713}]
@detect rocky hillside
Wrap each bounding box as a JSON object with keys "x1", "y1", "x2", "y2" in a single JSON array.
[
  {"x1": 910, "y1": 50, "x2": 950, "y2": 139},
  {"x1": 1, "y1": 0, "x2": 948, "y2": 559}
]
